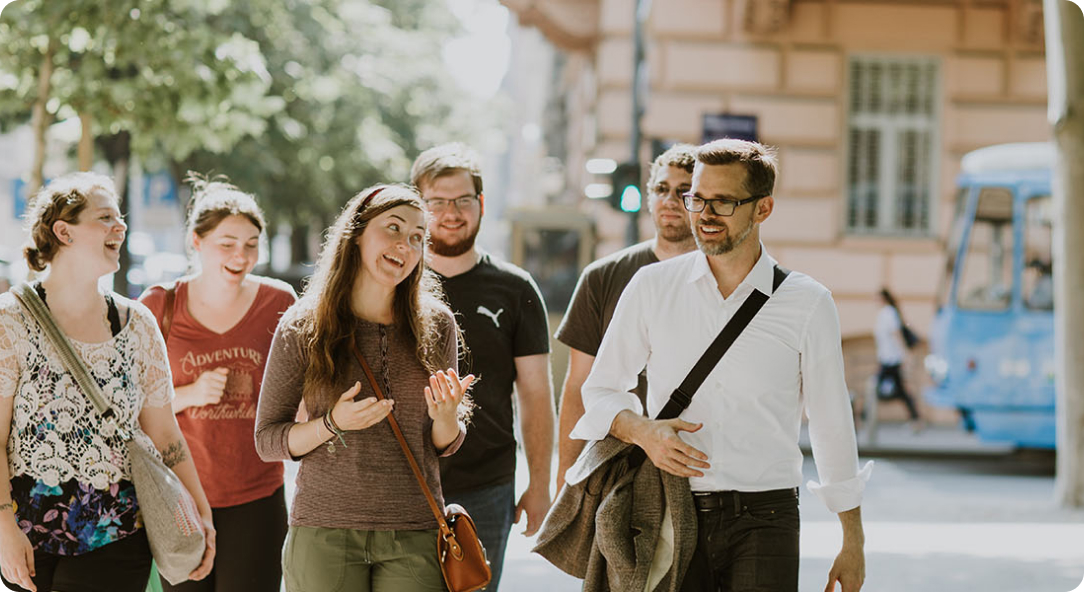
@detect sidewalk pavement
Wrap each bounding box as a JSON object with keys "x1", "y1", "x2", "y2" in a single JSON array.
[{"x1": 802, "y1": 421, "x2": 1017, "y2": 457}]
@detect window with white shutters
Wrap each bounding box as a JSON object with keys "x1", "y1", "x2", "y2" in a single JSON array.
[{"x1": 846, "y1": 56, "x2": 939, "y2": 235}]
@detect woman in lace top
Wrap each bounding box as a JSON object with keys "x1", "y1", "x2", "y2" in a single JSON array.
[
  {"x1": 255, "y1": 184, "x2": 472, "y2": 592},
  {"x1": 0, "y1": 173, "x2": 216, "y2": 592}
]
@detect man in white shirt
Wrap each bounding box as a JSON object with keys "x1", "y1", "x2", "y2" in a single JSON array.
[{"x1": 572, "y1": 139, "x2": 872, "y2": 592}]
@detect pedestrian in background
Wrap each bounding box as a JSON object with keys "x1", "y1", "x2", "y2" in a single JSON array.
[
  {"x1": 140, "y1": 175, "x2": 295, "y2": 591},
  {"x1": 554, "y1": 143, "x2": 699, "y2": 492},
  {"x1": 411, "y1": 143, "x2": 554, "y2": 591},
  {"x1": 0, "y1": 172, "x2": 215, "y2": 592},
  {"x1": 255, "y1": 184, "x2": 472, "y2": 592},
  {"x1": 874, "y1": 287, "x2": 925, "y2": 433}
]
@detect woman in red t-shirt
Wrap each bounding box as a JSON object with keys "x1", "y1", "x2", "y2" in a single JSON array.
[{"x1": 140, "y1": 175, "x2": 295, "y2": 592}]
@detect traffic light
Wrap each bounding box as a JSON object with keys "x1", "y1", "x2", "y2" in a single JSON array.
[{"x1": 610, "y1": 162, "x2": 642, "y2": 213}]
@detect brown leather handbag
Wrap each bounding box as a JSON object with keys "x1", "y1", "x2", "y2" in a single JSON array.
[{"x1": 353, "y1": 347, "x2": 492, "y2": 592}]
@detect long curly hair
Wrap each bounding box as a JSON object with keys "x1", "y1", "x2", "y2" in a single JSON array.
[{"x1": 291, "y1": 184, "x2": 457, "y2": 410}]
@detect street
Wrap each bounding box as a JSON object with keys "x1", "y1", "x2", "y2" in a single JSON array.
[{"x1": 495, "y1": 449, "x2": 1084, "y2": 592}]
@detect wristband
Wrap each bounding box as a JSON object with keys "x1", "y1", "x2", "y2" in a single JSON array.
[{"x1": 324, "y1": 409, "x2": 348, "y2": 452}]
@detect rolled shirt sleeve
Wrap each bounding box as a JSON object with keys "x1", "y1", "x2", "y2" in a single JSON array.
[
  {"x1": 570, "y1": 272, "x2": 651, "y2": 441},
  {"x1": 800, "y1": 290, "x2": 874, "y2": 513}
]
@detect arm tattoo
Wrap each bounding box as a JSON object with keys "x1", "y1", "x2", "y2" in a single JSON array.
[{"x1": 160, "y1": 440, "x2": 189, "y2": 468}]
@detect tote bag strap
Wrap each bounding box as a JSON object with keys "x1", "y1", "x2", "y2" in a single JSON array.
[{"x1": 10, "y1": 283, "x2": 130, "y2": 440}]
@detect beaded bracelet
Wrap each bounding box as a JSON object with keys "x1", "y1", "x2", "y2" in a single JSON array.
[{"x1": 323, "y1": 409, "x2": 348, "y2": 452}]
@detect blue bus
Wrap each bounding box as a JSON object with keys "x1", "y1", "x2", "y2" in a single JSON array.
[{"x1": 924, "y1": 142, "x2": 1056, "y2": 448}]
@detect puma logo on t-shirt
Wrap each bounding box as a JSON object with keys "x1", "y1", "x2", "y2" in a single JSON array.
[{"x1": 477, "y1": 305, "x2": 505, "y2": 328}]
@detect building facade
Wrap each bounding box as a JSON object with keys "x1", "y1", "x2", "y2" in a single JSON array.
[{"x1": 500, "y1": 0, "x2": 1050, "y2": 418}]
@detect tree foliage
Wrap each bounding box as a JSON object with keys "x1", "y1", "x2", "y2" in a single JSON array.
[
  {"x1": 0, "y1": 0, "x2": 502, "y2": 269},
  {"x1": 176, "y1": 0, "x2": 498, "y2": 244},
  {"x1": 0, "y1": 0, "x2": 282, "y2": 161}
]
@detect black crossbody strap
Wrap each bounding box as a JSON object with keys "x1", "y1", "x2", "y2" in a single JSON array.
[{"x1": 655, "y1": 265, "x2": 790, "y2": 421}]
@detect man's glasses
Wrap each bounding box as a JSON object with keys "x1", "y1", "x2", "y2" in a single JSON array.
[
  {"x1": 424, "y1": 195, "x2": 479, "y2": 212},
  {"x1": 649, "y1": 184, "x2": 689, "y2": 201},
  {"x1": 682, "y1": 193, "x2": 763, "y2": 217}
]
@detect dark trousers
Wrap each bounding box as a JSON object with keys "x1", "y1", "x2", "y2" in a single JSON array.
[
  {"x1": 877, "y1": 363, "x2": 920, "y2": 420},
  {"x1": 444, "y1": 480, "x2": 515, "y2": 592},
  {"x1": 679, "y1": 488, "x2": 800, "y2": 592},
  {"x1": 162, "y1": 486, "x2": 289, "y2": 592},
  {"x1": 1, "y1": 528, "x2": 153, "y2": 592}
]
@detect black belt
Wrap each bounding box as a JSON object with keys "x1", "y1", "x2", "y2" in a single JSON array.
[{"x1": 691, "y1": 488, "x2": 798, "y2": 511}]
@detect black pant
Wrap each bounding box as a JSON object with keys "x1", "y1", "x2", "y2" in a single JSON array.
[
  {"x1": 1, "y1": 528, "x2": 153, "y2": 592},
  {"x1": 162, "y1": 486, "x2": 289, "y2": 592},
  {"x1": 679, "y1": 488, "x2": 800, "y2": 592},
  {"x1": 877, "y1": 363, "x2": 919, "y2": 420}
]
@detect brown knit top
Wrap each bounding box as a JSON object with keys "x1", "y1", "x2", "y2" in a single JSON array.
[{"x1": 255, "y1": 309, "x2": 463, "y2": 531}]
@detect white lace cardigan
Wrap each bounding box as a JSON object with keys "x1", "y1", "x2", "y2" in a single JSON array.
[{"x1": 0, "y1": 292, "x2": 173, "y2": 490}]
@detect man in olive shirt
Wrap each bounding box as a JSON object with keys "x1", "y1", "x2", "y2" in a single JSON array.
[
  {"x1": 411, "y1": 143, "x2": 554, "y2": 591},
  {"x1": 554, "y1": 144, "x2": 698, "y2": 490}
]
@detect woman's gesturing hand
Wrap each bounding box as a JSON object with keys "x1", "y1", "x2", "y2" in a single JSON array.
[
  {"x1": 424, "y1": 369, "x2": 473, "y2": 425},
  {"x1": 330, "y1": 382, "x2": 394, "y2": 431}
]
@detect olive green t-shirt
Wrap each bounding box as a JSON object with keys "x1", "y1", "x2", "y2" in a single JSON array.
[{"x1": 555, "y1": 240, "x2": 658, "y2": 402}]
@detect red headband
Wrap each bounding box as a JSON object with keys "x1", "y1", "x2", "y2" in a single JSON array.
[{"x1": 360, "y1": 186, "x2": 385, "y2": 210}]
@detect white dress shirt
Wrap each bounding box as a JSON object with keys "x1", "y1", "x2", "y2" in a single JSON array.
[
  {"x1": 874, "y1": 305, "x2": 905, "y2": 365},
  {"x1": 571, "y1": 246, "x2": 872, "y2": 513}
]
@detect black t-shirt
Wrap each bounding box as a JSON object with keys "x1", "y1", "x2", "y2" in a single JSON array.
[
  {"x1": 436, "y1": 252, "x2": 551, "y2": 494},
  {"x1": 554, "y1": 241, "x2": 658, "y2": 400}
]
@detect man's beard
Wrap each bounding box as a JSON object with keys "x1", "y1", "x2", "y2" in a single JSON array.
[
  {"x1": 653, "y1": 208, "x2": 694, "y2": 243},
  {"x1": 430, "y1": 225, "x2": 480, "y2": 257},
  {"x1": 657, "y1": 222, "x2": 693, "y2": 243},
  {"x1": 695, "y1": 215, "x2": 755, "y2": 256}
]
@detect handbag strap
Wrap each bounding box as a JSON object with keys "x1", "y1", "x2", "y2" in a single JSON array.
[
  {"x1": 655, "y1": 265, "x2": 790, "y2": 420},
  {"x1": 351, "y1": 345, "x2": 455, "y2": 539},
  {"x1": 10, "y1": 284, "x2": 131, "y2": 440},
  {"x1": 161, "y1": 283, "x2": 178, "y2": 342}
]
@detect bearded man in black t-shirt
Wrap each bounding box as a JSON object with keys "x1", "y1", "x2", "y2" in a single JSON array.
[
  {"x1": 553, "y1": 143, "x2": 699, "y2": 491},
  {"x1": 411, "y1": 143, "x2": 554, "y2": 592}
]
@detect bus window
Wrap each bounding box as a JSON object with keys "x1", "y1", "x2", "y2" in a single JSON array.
[
  {"x1": 956, "y1": 187, "x2": 1013, "y2": 310},
  {"x1": 935, "y1": 187, "x2": 970, "y2": 310},
  {"x1": 1023, "y1": 195, "x2": 1053, "y2": 310}
]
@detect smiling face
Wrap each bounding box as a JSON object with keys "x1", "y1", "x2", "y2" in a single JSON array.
[
  {"x1": 688, "y1": 162, "x2": 772, "y2": 256},
  {"x1": 648, "y1": 165, "x2": 694, "y2": 243},
  {"x1": 355, "y1": 204, "x2": 427, "y2": 289},
  {"x1": 419, "y1": 170, "x2": 483, "y2": 257},
  {"x1": 193, "y1": 214, "x2": 261, "y2": 285},
  {"x1": 57, "y1": 189, "x2": 127, "y2": 275}
]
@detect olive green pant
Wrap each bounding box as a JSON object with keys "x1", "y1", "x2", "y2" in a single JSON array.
[{"x1": 282, "y1": 526, "x2": 446, "y2": 592}]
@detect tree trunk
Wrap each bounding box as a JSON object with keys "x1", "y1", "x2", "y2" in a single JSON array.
[
  {"x1": 28, "y1": 38, "x2": 56, "y2": 196},
  {"x1": 1044, "y1": 0, "x2": 1084, "y2": 508},
  {"x1": 290, "y1": 216, "x2": 309, "y2": 265},
  {"x1": 100, "y1": 132, "x2": 133, "y2": 297},
  {"x1": 78, "y1": 112, "x2": 93, "y2": 171}
]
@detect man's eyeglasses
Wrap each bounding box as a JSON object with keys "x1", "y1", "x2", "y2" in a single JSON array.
[
  {"x1": 682, "y1": 193, "x2": 764, "y2": 217},
  {"x1": 424, "y1": 195, "x2": 479, "y2": 212},
  {"x1": 650, "y1": 184, "x2": 689, "y2": 200}
]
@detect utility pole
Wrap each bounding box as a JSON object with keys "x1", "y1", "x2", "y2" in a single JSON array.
[
  {"x1": 1044, "y1": 0, "x2": 1084, "y2": 508},
  {"x1": 627, "y1": 0, "x2": 650, "y2": 246}
]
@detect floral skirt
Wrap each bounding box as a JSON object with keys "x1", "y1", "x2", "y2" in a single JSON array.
[{"x1": 9, "y1": 474, "x2": 142, "y2": 556}]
